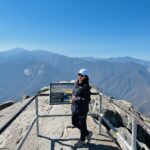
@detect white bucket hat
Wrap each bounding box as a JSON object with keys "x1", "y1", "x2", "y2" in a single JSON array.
[{"x1": 78, "y1": 68, "x2": 88, "y2": 76}]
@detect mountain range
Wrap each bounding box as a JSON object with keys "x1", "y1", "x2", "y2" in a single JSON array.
[{"x1": 0, "y1": 48, "x2": 150, "y2": 117}]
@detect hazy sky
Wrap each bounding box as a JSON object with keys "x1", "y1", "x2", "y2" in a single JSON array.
[{"x1": 0, "y1": 0, "x2": 150, "y2": 60}]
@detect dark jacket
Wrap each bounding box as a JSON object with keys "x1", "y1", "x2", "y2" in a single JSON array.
[{"x1": 71, "y1": 83, "x2": 91, "y2": 115}]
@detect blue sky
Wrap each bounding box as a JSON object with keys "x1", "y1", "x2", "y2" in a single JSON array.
[{"x1": 0, "y1": 0, "x2": 150, "y2": 60}]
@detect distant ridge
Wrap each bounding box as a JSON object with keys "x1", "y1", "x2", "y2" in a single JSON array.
[
  {"x1": 0, "y1": 48, "x2": 150, "y2": 117},
  {"x1": 82, "y1": 56, "x2": 150, "y2": 67}
]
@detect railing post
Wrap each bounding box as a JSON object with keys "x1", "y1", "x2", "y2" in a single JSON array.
[
  {"x1": 35, "y1": 95, "x2": 39, "y2": 136},
  {"x1": 49, "y1": 83, "x2": 51, "y2": 105},
  {"x1": 131, "y1": 117, "x2": 137, "y2": 150},
  {"x1": 99, "y1": 93, "x2": 103, "y2": 134}
]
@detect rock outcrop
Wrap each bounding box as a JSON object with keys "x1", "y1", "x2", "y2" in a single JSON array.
[{"x1": 0, "y1": 101, "x2": 14, "y2": 111}]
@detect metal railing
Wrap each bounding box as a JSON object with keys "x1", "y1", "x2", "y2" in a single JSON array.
[
  {"x1": 97, "y1": 91, "x2": 150, "y2": 150},
  {"x1": 0, "y1": 95, "x2": 38, "y2": 150},
  {"x1": 0, "y1": 89, "x2": 99, "y2": 150},
  {"x1": 0, "y1": 85, "x2": 150, "y2": 150}
]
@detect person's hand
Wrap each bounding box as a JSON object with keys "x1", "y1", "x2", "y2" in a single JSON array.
[{"x1": 71, "y1": 96, "x2": 78, "y2": 103}]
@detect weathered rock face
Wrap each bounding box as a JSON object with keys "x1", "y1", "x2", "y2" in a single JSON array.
[
  {"x1": 37, "y1": 86, "x2": 50, "y2": 94},
  {"x1": 0, "y1": 90, "x2": 120, "y2": 150},
  {"x1": 89, "y1": 88, "x2": 150, "y2": 150},
  {"x1": 21, "y1": 95, "x2": 31, "y2": 101}
]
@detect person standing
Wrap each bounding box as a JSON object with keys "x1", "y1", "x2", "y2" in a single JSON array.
[{"x1": 71, "y1": 68, "x2": 93, "y2": 148}]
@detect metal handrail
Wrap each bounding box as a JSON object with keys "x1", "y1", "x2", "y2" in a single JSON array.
[
  {"x1": 0, "y1": 95, "x2": 38, "y2": 150},
  {"x1": 0, "y1": 90, "x2": 100, "y2": 150},
  {"x1": 16, "y1": 117, "x2": 37, "y2": 150},
  {"x1": 98, "y1": 91, "x2": 150, "y2": 150},
  {"x1": 100, "y1": 92, "x2": 150, "y2": 135},
  {"x1": 112, "y1": 99, "x2": 150, "y2": 134},
  {"x1": 0, "y1": 95, "x2": 37, "y2": 134},
  {"x1": 39, "y1": 113, "x2": 98, "y2": 118}
]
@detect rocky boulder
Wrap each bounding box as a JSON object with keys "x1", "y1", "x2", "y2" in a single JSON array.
[{"x1": 0, "y1": 101, "x2": 14, "y2": 111}]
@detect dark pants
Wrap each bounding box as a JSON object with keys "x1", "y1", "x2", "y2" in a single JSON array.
[{"x1": 72, "y1": 113, "x2": 89, "y2": 141}]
